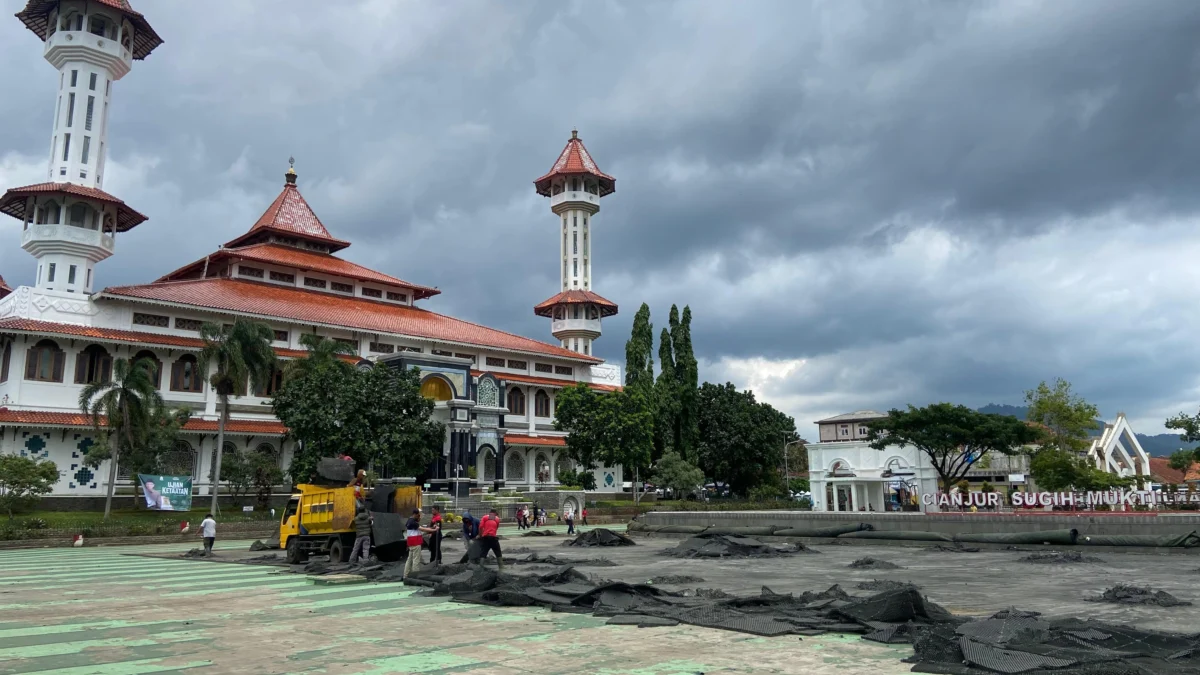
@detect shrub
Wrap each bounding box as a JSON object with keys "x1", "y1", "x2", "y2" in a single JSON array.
[
  {"x1": 20, "y1": 517, "x2": 48, "y2": 530},
  {"x1": 748, "y1": 485, "x2": 784, "y2": 502}
]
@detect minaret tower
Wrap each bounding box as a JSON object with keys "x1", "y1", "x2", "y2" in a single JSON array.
[
  {"x1": 0, "y1": 1, "x2": 161, "y2": 294},
  {"x1": 533, "y1": 130, "x2": 619, "y2": 357}
]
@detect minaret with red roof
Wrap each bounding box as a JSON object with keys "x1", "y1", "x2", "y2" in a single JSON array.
[
  {"x1": 533, "y1": 130, "x2": 619, "y2": 357},
  {"x1": 0, "y1": 1, "x2": 162, "y2": 293}
]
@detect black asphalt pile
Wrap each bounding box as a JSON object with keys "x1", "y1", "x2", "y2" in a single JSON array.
[
  {"x1": 649, "y1": 575, "x2": 706, "y2": 585},
  {"x1": 1021, "y1": 551, "x2": 1103, "y2": 564},
  {"x1": 926, "y1": 544, "x2": 980, "y2": 553},
  {"x1": 248, "y1": 539, "x2": 278, "y2": 551},
  {"x1": 857, "y1": 579, "x2": 920, "y2": 592},
  {"x1": 662, "y1": 533, "x2": 802, "y2": 559},
  {"x1": 240, "y1": 554, "x2": 283, "y2": 565},
  {"x1": 521, "y1": 530, "x2": 560, "y2": 537},
  {"x1": 849, "y1": 557, "x2": 902, "y2": 570},
  {"x1": 1088, "y1": 584, "x2": 1192, "y2": 607},
  {"x1": 514, "y1": 552, "x2": 618, "y2": 567},
  {"x1": 181, "y1": 548, "x2": 209, "y2": 558},
  {"x1": 564, "y1": 528, "x2": 636, "y2": 547},
  {"x1": 907, "y1": 607, "x2": 1200, "y2": 674}
]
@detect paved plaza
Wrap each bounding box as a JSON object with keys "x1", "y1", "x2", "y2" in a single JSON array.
[{"x1": 4, "y1": 528, "x2": 1200, "y2": 674}]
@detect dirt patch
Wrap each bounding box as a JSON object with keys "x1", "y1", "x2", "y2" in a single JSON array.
[
  {"x1": 848, "y1": 557, "x2": 902, "y2": 570},
  {"x1": 563, "y1": 528, "x2": 636, "y2": 547},
  {"x1": 925, "y1": 544, "x2": 980, "y2": 553},
  {"x1": 648, "y1": 575, "x2": 706, "y2": 585},
  {"x1": 1088, "y1": 584, "x2": 1192, "y2": 607},
  {"x1": 1021, "y1": 551, "x2": 1103, "y2": 564}
]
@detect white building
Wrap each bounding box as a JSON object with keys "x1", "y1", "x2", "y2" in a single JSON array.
[
  {"x1": 0, "y1": 0, "x2": 626, "y2": 500},
  {"x1": 1085, "y1": 413, "x2": 1151, "y2": 481}
]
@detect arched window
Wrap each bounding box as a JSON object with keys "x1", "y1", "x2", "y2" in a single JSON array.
[
  {"x1": 74, "y1": 344, "x2": 112, "y2": 384},
  {"x1": 170, "y1": 355, "x2": 203, "y2": 393},
  {"x1": 89, "y1": 15, "x2": 109, "y2": 37},
  {"x1": 253, "y1": 367, "x2": 284, "y2": 397},
  {"x1": 68, "y1": 203, "x2": 96, "y2": 228},
  {"x1": 505, "y1": 452, "x2": 525, "y2": 481},
  {"x1": 507, "y1": 387, "x2": 526, "y2": 416},
  {"x1": 132, "y1": 350, "x2": 161, "y2": 389},
  {"x1": 255, "y1": 442, "x2": 276, "y2": 456},
  {"x1": 534, "y1": 389, "x2": 551, "y2": 418},
  {"x1": 25, "y1": 339, "x2": 65, "y2": 382},
  {"x1": 61, "y1": 11, "x2": 83, "y2": 32},
  {"x1": 161, "y1": 440, "x2": 198, "y2": 478},
  {"x1": 0, "y1": 342, "x2": 10, "y2": 383},
  {"x1": 482, "y1": 446, "x2": 496, "y2": 481},
  {"x1": 210, "y1": 441, "x2": 239, "y2": 481},
  {"x1": 419, "y1": 376, "x2": 453, "y2": 401}
]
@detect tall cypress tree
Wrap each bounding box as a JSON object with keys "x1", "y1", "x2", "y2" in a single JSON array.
[
  {"x1": 624, "y1": 303, "x2": 654, "y2": 399},
  {"x1": 654, "y1": 327, "x2": 677, "y2": 462},
  {"x1": 673, "y1": 306, "x2": 700, "y2": 463}
]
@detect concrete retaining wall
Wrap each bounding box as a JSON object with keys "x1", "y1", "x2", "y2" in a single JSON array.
[{"x1": 641, "y1": 510, "x2": 1200, "y2": 537}]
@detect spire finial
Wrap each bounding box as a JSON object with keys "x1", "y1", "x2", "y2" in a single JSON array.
[
  {"x1": 285, "y1": 156, "x2": 297, "y2": 185},
  {"x1": 571, "y1": 128, "x2": 578, "y2": 140}
]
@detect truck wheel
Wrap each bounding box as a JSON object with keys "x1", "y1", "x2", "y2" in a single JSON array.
[
  {"x1": 328, "y1": 538, "x2": 348, "y2": 563},
  {"x1": 285, "y1": 538, "x2": 307, "y2": 564}
]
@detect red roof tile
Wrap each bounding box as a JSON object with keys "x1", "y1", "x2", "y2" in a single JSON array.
[
  {"x1": 224, "y1": 181, "x2": 350, "y2": 252},
  {"x1": 0, "y1": 276, "x2": 11, "y2": 299},
  {"x1": 0, "y1": 182, "x2": 147, "y2": 231},
  {"x1": 1149, "y1": 457, "x2": 1187, "y2": 484},
  {"x1": 156, "y1": 243, "x2": 439, "y2": 299},
  {"x1": 533, "y1": 290, "x2": 619, "y2": 318},
  {"x1": 15, "y1": 0, "x2": 163, "y2": 60},
  {"x1": 0, "y1": 408, "x2": 287, "y2": 435},
  {"x1": 504, "y1": 434, "x2": 566, "y2": 447},
  {"x1": 534, "y1": 130, "x2": 616, "y2": 197},
  {"x1": 472, "y1": 370, "x2": 619, "y2": 393},
  {"x1": 101, "y1": 278, "x2": 601, "y2": 362}
]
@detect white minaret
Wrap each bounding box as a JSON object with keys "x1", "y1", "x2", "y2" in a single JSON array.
[
  {"x1": 533, "y1": 130, "x2": 619, "y2": 357},
  {"x1": 0, "y1": 0, "x2": 161, "y2": 294}
]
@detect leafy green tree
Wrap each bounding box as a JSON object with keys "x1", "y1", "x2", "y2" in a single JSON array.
[
  {"x1": 867, "y1": 403, "x2": 1041, "y2": 495},
  {"x1": 219, "y1": 445, "x2": 284, "y2": 508},
  {"x1": 0, "y1": 455, "x2": 59, "y2": 520},
  {"x1": 695, "y1": 382, "x2": 796, "y2": 497},
  {"x1": 284, "y1": 333, "x2": 356, "y2": 380},
  {"x1": 673, "y1": 306, "x2": 699, "y2": 462},
  {"x1": 79, "y1": 356, "x2": 161, "y2": 519},
  {"x1": 555, "y1": 467, "x2": 597, "y2": 490},
  {"x1": 118, "y1": 406, "x2": 192, "y2": 484},
  {"x1": 1168, "y1": 448, "x2": 1200, "y2": 474},
  {"x1": 1030, "y1": 448, "x2": 1132, "y2": 493},
  {"x1": 624, "y1": 303, "x2": 654, "y2": 399},
  {"x1": 554, "y1": 384, "x2": 654, "y2": 476},
  {"x1": 788, "y1": 477, "x2": 810, "y2": 494},
  {"x1": 275, "y1": 364, "x2": 444, "y2": 482},
  {"x1": 198, "y1": 319, "x2": 277, "y2": 513},
  {"x1": 654, "y1": 327, "x2": 677, "y2": 462},
  {"x1": 652, "y1": 450, "x2": 704, "y2": 498},
  {"x1": 1024, "y1": 379, "x2": 1100, "y2": 453}
]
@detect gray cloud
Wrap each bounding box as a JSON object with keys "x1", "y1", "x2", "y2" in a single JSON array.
[{"x1": 2, "y1": 0, "x2": 1199, "y2": 436}]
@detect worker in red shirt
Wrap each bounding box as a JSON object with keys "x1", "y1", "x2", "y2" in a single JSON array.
[
  {"x1": 429, "y1": 505, "x2": 443, "y2": 565},
  {"x1": 403, "y1": 509, "x2": 435, "y2": 579},
  {"x1": 472, "y1": 508, "x2": 504, "y2": 571}
]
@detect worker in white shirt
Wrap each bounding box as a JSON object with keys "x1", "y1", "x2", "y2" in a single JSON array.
[{"x1": 200, "y1": 513, "x2": 217, "y2": 555}]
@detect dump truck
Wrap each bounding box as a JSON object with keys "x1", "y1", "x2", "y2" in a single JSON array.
[{"x1": 279, "y1": 480, "x2": 422, "y2": 564}]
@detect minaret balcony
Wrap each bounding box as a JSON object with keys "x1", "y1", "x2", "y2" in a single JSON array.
[
  {"x1": 550, "y1": 190, "x2": 600, "y2": 214},
  {"x1": 22, "y1": 223, "x2": 114, "y2": 262},
  {"x1": 551, "y1": 317, "x2": 602, "y2": 337},
  {"x1": 45, "y1": 30, "x2": 132, "y2": 79}
]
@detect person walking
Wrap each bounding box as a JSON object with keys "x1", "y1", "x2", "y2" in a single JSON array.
[
  {"x1": 200, "y1": 513, "x2": 217, "y2": 556},
  {"x1": 429, "y1": 505, "x2": 443, "y2": 565},
  {"x1": 531, "y1": 502, "x2": 540, "y2": 528},
  {"x1": 350, "y1": 507, "x2": 373, "y2": 564},
  {"x1": 515, "y1": 506, "x2": 525, "y2": 530},
  {"x1": 565, "y1": 505, "x2": 575, "y2": 535},
  {"x1": 581, "y1": 507, "x2": 588, "y2": 527},
  {"x1": 472, "y1": 508, "x2": 504, "y2": 571},
  {"x1": 403, "y1": 509, "x2": 434, "y2": 579}
]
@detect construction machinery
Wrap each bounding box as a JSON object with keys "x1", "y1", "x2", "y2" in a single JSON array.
[{"x1": 280, "y1": 479, "x2": 422, "y2": 564}]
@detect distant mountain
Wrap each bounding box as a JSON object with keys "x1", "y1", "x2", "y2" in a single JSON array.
[{"x1": 976, "y1": 403, "x2": 1197, "y2": 457}]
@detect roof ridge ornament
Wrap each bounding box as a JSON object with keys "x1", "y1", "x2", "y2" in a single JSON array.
[
  {"x1": 571, "y1": 128, "x2": 578, "y2": 139},
  {"x1": 285, "y1": 156, "x2": 297, "y2": 185}
]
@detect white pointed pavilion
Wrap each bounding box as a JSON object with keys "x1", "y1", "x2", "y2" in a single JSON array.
[{"x1": 1086, "y1": 413, "x2": 1151, "y2": 480}]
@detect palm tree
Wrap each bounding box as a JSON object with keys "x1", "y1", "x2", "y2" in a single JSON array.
[
  {"x1": 198, "y1": 318, "x2": 277, "y2": 514},
  {"x1": 79, "y1": 356, "x2": 162, "y2": 520},
  {"x1": 283, "y1": 332, "x2": 357, "y2": 380}
]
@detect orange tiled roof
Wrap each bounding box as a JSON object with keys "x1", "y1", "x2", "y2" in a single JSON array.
[
  {"x1": 0, "y1": 408, "x2": 287, "y2": 435},
  {"x1": 0, "y1": 182, "x2": 147, "y2": 231},
  {"x1": 533, "y1": 290, "x2": 619, "y2": 318},
  {"x1": 504, "y1": 434, "x2": 566, "y2": 447},
  {"x1": 101, "y1": 278, "x2": 601, "y2": 362},
  {"x1": 1149, "y1": 457, "x2": 1186, "y2": 484},
  {"x1": 0, "y1": 275, "x2": 11, "y2": 299},
  {"x1": 534, "y1": 130, "x2": 615, "y2": 197},
  {"x1": 224, "y1": 182, "x2": 350, "y2": 252},
  {"x1": 473, "y1": 370, "x2": 620, "y2": 393},
  {"x1": 16, "y1": 0, "x2": 163, "y2": 60},
  {"x1": 156, "y1": 243, "x2": 440, "y2": 299},
  {"x1": 0, "y1": 317, "x2": 350, "y2": 361}
]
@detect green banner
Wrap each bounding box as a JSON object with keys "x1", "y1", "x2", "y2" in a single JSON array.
[{"x1": 138, "y1": 474, "x2": 193, "y2": 511}]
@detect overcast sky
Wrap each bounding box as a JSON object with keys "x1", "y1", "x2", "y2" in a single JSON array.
[{"x1": 2, "y1": 0, "x2": 1200, "y2": 437}]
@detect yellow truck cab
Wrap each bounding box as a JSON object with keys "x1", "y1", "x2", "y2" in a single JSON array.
[{"x1": 280, "y1": 481, "x2": 422, "y2": 564}]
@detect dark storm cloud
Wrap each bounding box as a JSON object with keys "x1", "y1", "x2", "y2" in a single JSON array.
[{"x1": 1, "y1": 0, "x2": 1199, "y2": 432}]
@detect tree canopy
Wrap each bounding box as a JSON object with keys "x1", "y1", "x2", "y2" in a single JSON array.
[
  {"x1": 0, "y1": 455, "x2": 58, "y2": 520},
  {"x1": 1024, "y1": 378, "x2": 1100, "y2": 453},
  {"x1": 652, "y1": 450, "x2": 704, "y2": 497},
  {"x1": 867, "y1": 402, "x2": 1041, "y2": 493},
  {"x1": 274, "y1": 363, "x2": 444, "y2": 482},
  {"x1": 624, "y1": 303, "x2": 654, "y2": 400},
  {"x1": 695, "y1": 382, "x2": 796, "y2": 497},
  {"x1": 553, "y1": 384, "x2": 653, "y2": 474},
  {"x1": 1029, "y1": 447, "x2": 1132, "y2": 492}
]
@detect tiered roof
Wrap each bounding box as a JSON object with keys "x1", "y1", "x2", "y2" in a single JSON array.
[
  {"x1": 0, "y1": 408, "x2": 285, "y2": 435},
  {"x1": 0, "y1": 183, "x2": 147, "y2": 231},
  {"x1": 533, "y1": 290, "x2": 619, "y2": 318},
  {"x1": 534, "y1": 130, "x2": 616, "y2": 197},
  {"x1": 0, "y1": 275, "x2": 11, "y2": 299},
  {"x1": 15, "y1": 0, "x2": 164, "y2": 60},
  {"x1": 223, "y1": 170, "x2": 350, "y2": 252}
]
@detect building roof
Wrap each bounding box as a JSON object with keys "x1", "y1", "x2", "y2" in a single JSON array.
[
  {"x1": 0, "y1": 275, "x2": 11, "y2": 299},
  {"x1": 99, "y1": 277, "x2": 601, "y2": 362},
  {"x1": 0, "y1": 182, "x2": 148, "y2": 231},
  {"x1": 223, "y1": 175, "x2": 350, "y2": 252},
  {"x1": 504, "y1": 434, "x2": 566, "y2": 447},
  {"x1": 816, "y1": 410, "x2": 888, "y2": 424},
  {"x1": 472, "y1": 370, "x2": 620, "y2": 393},
  {"x1": 1148, "y1": 457, "x2": 1186, "y2": 485},
  {"x1": 156, "y1": 242, "x2": 440, "y2": 299},
  {"x1": 0, "y1": 408, "x2": 287, "y2": 435},
  {"x1": 534, "y1": 130, "x2": 616, "y2": 197},
  {"x1": 533, "y1": 290, "x2": 619, "y2": 318},
  {"x1": 15, "y1": 0, "x2": 164, "y2": 61}
]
